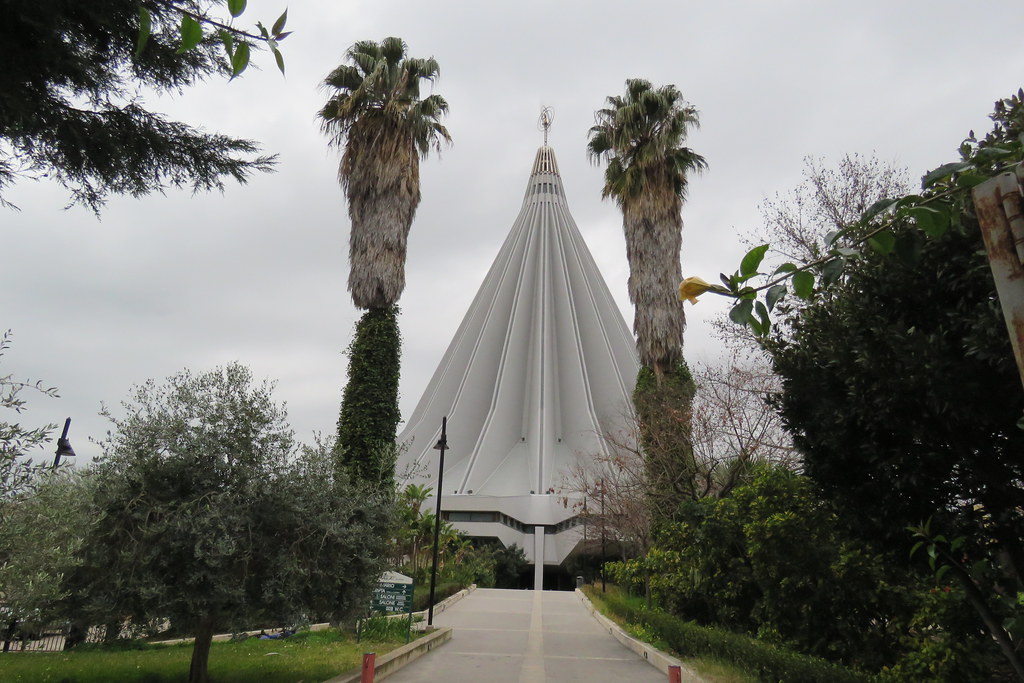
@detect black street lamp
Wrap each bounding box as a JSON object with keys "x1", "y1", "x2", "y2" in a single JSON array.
[
  {"x1": 54, "y1": 417, "x2": 76, "y2": 468},
  {"x1": 600, "y1": 478, "x2": 606, "y2": 593},
  {"x1": 427, "y1": 416, "x2": 448, "y2": 627}
]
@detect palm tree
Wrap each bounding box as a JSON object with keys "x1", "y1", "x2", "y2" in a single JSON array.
[
  {"x1": 587, "y1": 79, "x2": 706, "y2": 380},
  {"x1": 402, "y1": 483, "x2": 433, "y2": 518},
  {"x1": 319, "y1": 36, "x2": 451, "y2": 310},
  {"x1": 318, "y1": 37, "x2": 450, "y2": 487}
]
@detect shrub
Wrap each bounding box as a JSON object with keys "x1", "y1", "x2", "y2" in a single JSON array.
[{"x1": 588, "y1": 586, "x2": 868, "y2": 683}]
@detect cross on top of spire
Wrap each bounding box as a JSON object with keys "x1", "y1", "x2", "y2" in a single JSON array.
[{"x1": 539, "y1": 107, "x2": 554, "y2": 146}]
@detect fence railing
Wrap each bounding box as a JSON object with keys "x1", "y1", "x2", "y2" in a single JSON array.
[{"x1": 2, "y1": 621, "x2": 105, "y2": 653}]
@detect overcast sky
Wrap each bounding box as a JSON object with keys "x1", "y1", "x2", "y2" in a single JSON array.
[{"x1": 5, "y1": 0, "x2": 1024, "y2": 463}]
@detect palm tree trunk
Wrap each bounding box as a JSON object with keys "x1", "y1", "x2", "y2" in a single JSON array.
[
  {"x1": 622, "y1": 199, "x2": 685, "y2": 378},
  {"x1": 344, "y1": 128, "x2": 420, "y2": 310}
]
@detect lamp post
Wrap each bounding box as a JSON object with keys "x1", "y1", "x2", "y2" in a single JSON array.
[
  {"x1": 427, "y1": 416, "x2": 448, "y2": 627},
  {"x1": 53, "y1": 417, "x2": 76, "y2": 468},
  {"x1": 600, "y1": 478, "x2": 606, "y2": 593}
]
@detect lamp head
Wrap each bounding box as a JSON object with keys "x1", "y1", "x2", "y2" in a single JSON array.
[{"x1": 55, "y1": 437, "x2": 76, "y2": 459}]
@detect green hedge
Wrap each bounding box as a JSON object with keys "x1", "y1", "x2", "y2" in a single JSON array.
[
  {"x1": 412, "y1": 581, "x2": 463, "y2": 612},
  {"x1": 588, "y1": 588, "x2": 870, "y2": 683}
]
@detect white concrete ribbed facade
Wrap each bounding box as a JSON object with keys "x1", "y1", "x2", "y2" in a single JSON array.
[{"x1": 396, "y1": 144, "x2": 638, "y2": 585}]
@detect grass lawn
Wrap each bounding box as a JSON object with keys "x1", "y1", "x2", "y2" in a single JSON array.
[{"x1": 0, "y1": 627, "x2": 411, "y2": 683}]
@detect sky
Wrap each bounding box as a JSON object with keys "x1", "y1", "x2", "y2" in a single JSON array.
[{"x1": 5, "y1": 0, "x2": 1024, "y2": 464}]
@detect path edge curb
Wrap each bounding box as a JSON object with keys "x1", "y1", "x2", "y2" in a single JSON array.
[
  {"x1": 410, "y1": 583, "x2": 477, "y2": 627},
  {"x1": 575, "y1": 588, "x2": 705, "y2": 682},
  {"x1": 320, "y1": 584, "x2": 475, "y2": 682},
  {"x1": 321, "y1": 625, "x2": 453, "y2": 683}
]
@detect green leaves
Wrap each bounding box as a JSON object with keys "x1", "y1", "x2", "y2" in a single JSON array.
[
  {"x1": 273, "y1": 47, "x2": 285, "y2": 75},
  {"x1": 909, "y1": 521, "x2": 971, "y2": 587},
  {"x1": 711, "y1": 92, "x2": 1024, "y2": 343},
  {"x1": 728, "y1": 298, "x2": 770, "y2": 335},
  {"x1": 231, "y1": 42, "x2": 251, "y2": 77},
  {"x1": 766, "y1": 284, "x2": 787, "y2": 312},
  {"x1": 138, "y1": 3, "x2": 289, "y2": 75},
  {"x1": 819, "y1": 257, "x2": 845, "y2": 286},
  {"x1": 269, "y1": 10, "x2": 289, "y2": 75},
  {"x1": 863, "y1": 197, "x2": 900, "y2": 222},
  {"x1": 220, "y1": 29, "x2": 234, "y2": 56},
  {"x1": 741, "y1": 244, "x2": 769, "y2": 277},
  {"x1": 337, "y1": 307, "x2": 402, "y2": 489},
  {"x1": 730, "y1": 299, "x2": 753, "y2": 325},
  {"x1": 894, "y1": 231, "x2": 922, "y2": 267},
  {"x1": 792, "y1": 270, "x2": 815, "y2": 300},
  {"x1": 272, "y1": 9, "x2": 289, "y2": 36},
  {"x1": 136, "y1": 7, "x2": 152, "y2": 56},
  {"x1": 867, "y1": 229, "x2": 896, "y2": 255},
  {"x1": 178, "y1": 15, "x2": 203, "y2": 53},
  {"x1": 906, "y1": 205, "x2": 948, "y2": 237},
  {"x1": 255, "y1": 11, "x2": 291, "y2": 75},
  {"x1": 922, "y1": 161, "x2": 973, "y2": 188}
]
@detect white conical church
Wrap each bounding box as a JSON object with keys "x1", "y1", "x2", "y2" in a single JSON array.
[{"x1": 396, "y1": 140, "x2": 638, "y2": 589}]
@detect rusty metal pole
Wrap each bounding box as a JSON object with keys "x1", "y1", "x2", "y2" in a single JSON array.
[
  {"x1": 360, "y1": 652, "x2": 376, "y2": 683},
  {"x1": 972, "y1": 168, "x2": 1024, "y2": 389},
  {"x1": 668, "y1": 664, "x2": 683, "y2": 683}
]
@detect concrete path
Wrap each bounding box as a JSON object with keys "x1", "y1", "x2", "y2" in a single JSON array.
[{"x1": 385, "y1": 588, "x2": 666, "y2": 683}]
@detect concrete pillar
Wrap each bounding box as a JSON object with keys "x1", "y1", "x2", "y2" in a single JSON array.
[{"x1": 533, "y1": 526, "x2": 545, "y2": 590}]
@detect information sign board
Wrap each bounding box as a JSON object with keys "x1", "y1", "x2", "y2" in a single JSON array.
[{"x1": 371, "y1": 581, "x2": 415, "y2": 613}]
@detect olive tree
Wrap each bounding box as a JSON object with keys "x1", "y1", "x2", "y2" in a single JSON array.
[{"x1": 68, "y1": 363, "x2": 393, "y2": 683}]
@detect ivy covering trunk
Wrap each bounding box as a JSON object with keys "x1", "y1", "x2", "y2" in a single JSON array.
[{"x1": 336, "y1": 305, "x2": 402, "y2": 490}]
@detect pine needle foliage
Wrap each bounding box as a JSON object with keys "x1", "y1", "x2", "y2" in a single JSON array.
[
  {"x1": 588, "y1": 79, "x2": 706, "y2": 377},
  {"x1": 0, "y1": 0, "x2": 276, "y2": 213},
  {"x1": 336, "y1": 305, "x2": 402, "y2": 490},
  {"x1": 319, "y1": 36, "x2": 451, "y2": 309}
]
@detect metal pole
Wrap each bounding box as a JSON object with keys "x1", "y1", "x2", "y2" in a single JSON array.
[
  {"x1": 583, "y1": 496, "x2": 587, "y2": 544},
  {"x1": 54, "y1": 418, "x2": 71, "y2": 468},
  {"x1": 600, "y1": 479, "x2": 606, "y2": 593},
  {"x1": 973, "y1": 171, "x2": 1024, "y2": 389},
  {"x1": 427, "y1": 417, "x2": 448, "y2": 626},
  {"x1": 360, "y1": 652, "x2": 376, "y2": 683}
]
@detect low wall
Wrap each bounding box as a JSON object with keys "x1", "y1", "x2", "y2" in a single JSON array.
[{"x1": 322, "y1": 626, "x2": 452, "y2": 683}]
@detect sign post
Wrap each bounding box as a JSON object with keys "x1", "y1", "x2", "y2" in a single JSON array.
[{"x1": 368, "y1": 571, "x2": 415, "y2": 643}]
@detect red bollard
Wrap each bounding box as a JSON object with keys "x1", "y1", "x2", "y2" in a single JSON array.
[
  {"x1": 361, "y1": 652, "x2": 376, "y2": 683},
  {"x1": 668, "y1": 664, "x2": 682, "y2": 683}
]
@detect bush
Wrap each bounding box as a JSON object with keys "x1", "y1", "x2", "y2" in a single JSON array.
[
  {"x1": 588, "y1": 586, "x2": 868, "y2": 683},
  {"x1": 492, "y1": 543, "x2": 528, "y2": 588},
  {"x1": 412, "y1": 581, "x2": 463, "y2": 612},
  {"x1": 442, "y1": 544, "x2": 495, "y2": 588},
  {"x1": 645, "y1": 465, "x2": 904, "y2": 668}
]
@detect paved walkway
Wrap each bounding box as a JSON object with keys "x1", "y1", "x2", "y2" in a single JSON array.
[{"x1": 385, "y1": 588, "x2": 666, "y2": 683}]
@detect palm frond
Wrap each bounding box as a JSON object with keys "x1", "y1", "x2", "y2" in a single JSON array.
[{"x1": 318, "y1": 37, "x2": 451, "y2": 309}]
